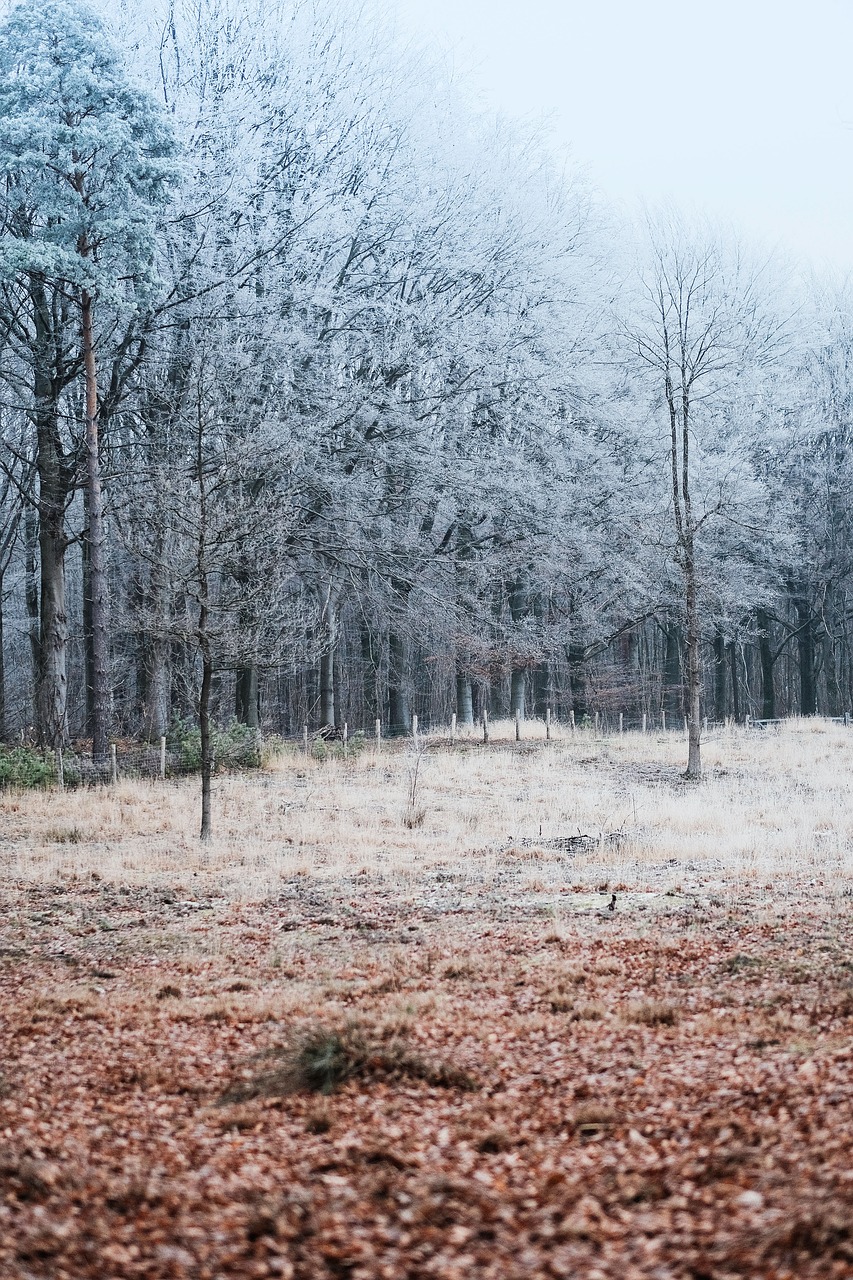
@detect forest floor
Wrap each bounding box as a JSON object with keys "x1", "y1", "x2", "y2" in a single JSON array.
[{"x1": 1, "y1": 719, "x2": 852, "y2": 1279}]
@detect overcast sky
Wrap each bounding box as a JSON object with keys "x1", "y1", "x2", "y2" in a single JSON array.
[{"x1": 394, "y1": 0, "x2": 853, "y2": 273}]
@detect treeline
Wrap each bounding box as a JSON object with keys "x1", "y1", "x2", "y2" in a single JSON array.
[{"x1": 0, "y1": 0, "x2": 851, "y2": 768}]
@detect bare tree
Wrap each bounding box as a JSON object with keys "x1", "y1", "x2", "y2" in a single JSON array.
[{"x1": 630, "y1": 216, "x2": 784, "y2": 776}]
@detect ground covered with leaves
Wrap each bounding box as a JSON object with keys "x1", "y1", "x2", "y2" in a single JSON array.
[{"x1": 1, "y1": 866, "x2": 853, "y2": 1279}]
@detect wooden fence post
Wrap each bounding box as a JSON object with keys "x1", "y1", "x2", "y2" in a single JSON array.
[
  {"x1": 56, "y1": 748, "x2": 64, "y2": 791},
  {"x1": 375, "y1": 719, "x2": 381, "y2": 755},
  {"x1": 515, "y1": 707, "x2": 521, "y2": 741},
  {"x1": 661, "y1": 710, "x2": 667, "y2": 732},
  {"x1": 546, "y1": 708, "x2": 551, "y2": 741},
  {"x1": 619, "y1": 712, "x2": 624, "y2": 734},
  {"x1": 160, "y1": 735, "x2": 167, "y2": 781},
  {"x1": 482, "y1": 709, "x2": 489, "y2": 744},
  {"x1": 343, "y1": 723, "x2": 348, "y2": 757},
  {"x1": 110, "y1": 743, "x2": 117, "y2": 785},
  {"x1": 642, "y1": 712, "x2": 647, "y2": 734},
  {"x1": 303, "y1": 724, "x2": 309, "y2": 756},
  {"x1": 412, "y1": 714, "x2": 419, "y2": 748},
  {"x1": 450, "y1": 712, "x2": 457, "y2": 743},
  {"x1": 569, "y1": 709, "x2": 575, "y2": 735}
]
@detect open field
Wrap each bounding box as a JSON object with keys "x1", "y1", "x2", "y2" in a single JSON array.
[{"x1": 1, "y1": 720, "x2": 852, "y2": 1278}]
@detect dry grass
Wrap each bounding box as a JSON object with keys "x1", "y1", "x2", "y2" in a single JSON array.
[{"x1": 0, "y1": 717, "x2": 851, "y2": 901}]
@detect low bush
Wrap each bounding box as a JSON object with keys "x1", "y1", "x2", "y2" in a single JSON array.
[
  {"x1": 0, "y1": 746, "x2": 56, "y2": 789},
  {"x1": 166, "y1": 718, "x2": 263, "y2": 773}
]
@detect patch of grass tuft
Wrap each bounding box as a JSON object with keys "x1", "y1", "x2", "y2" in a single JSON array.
[
  {"x1": 624, "y1": 999, "x2": 679, "y2": 1027},
  {"x1": 223, "y1": 1021, "x2": 478, "y2": 1099}
]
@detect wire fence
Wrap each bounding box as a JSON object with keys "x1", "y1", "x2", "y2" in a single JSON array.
[{"x1": 3, "y1": 710, "x2": 851, "y2": 790}]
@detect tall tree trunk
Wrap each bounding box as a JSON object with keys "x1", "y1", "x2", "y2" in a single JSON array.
[
  {"x1": 137, "y1": 516, "x2": 172, "y2": 740},
  {"x1": 81, "y1": 289, "x2": 110, "y2": 763},
  {"x1": 318, "y1": 649, "x2": 335, "y2": 728},
  {"x1": 713, "y1": 630, "x2": 727, "y2": 722},
  {"x1": 195, "y1": 399, "x2": 213, "y2": 842},
  {"x1": 316, "y1": 579, "x2": 338, "y2": 728},
  {"x1": 387, "y1": 629, "x2": 411, "y2": 734},
  {"x1": 455, "y1": 672, "x2": 474, "y2": 724},
  {"x1": 25, "y1": 504, "x2": 39, "y2": 728},
  {"x1": 235, "y1": 666, "x2": 259, "y2": 728},
  {"x1": 510, "y1": 669, "x2": 526, "y2": 720},
  {"x1": 0, "y1": 575, "x2": 5, "y2": 741},
  {"x1": 568, "y1": 642, "x2": 588, "y2": 719},
  {"x1": 387, "y1": 579, "x2": 411, "y2": 734},
  {"x1": 663, "y1": 623, "x2": 683, "y2": 720},
  {"x1": 794, "y1": 595, "x2": 817, "y2": 715},
  {"x1": 684, "y1": 547, "x2": 701, "y2": 778},
  {"x1": 533, "y1": 661, "x2": 551, "y2": 719},
  {"x1": 508, "y1": 579, "x2": 528, "y2": 720},
  {"x1": 32, "y1": 281, "x2": 69, "y2": 748},
  {"x1": 199, "y1": 631, "x2": 213, "y2": 842},
  {"x1": 82, "y1": 532, "x2": 94, "y2": 733},
  {"x1": 757, "y1": 608, "x2": 776, "y2": 720},
  {"x1": 729, "y1": 643, "x2": 741, "y2": 723},
  {"x1": 360, "y1": 619, "x2": 378, "y2": 728}
]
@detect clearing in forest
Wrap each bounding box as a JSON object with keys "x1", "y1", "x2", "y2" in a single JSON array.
[{"x1": 1, "y1": 719, "x2": 852, "y2": 1279}]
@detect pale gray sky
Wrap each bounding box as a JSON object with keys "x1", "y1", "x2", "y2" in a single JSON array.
[{"x1": 394, "y1": 0, "x2": 853, "y2": 271}]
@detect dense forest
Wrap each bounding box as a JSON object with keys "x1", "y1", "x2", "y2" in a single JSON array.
[{"x1": 1, "y1": 0, "x2": 851, "y2": 770}]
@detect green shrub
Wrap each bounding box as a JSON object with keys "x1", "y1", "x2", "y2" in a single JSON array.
[
  {"x1": 0, "y1": 747, "x2": 56, "y2": 789},
  {"x1": 166, "y1": 718, "x2": 262, "y2": 773}
]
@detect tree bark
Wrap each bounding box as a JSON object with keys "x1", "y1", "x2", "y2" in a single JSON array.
[
  {"x1": 455, "y1": 672, "x2": 474, "y2": 724},
  {"x1": 757, "y1": 608, "x2": 776, "y2": 720},
  {"x1": 81, "y1": 288, "x2": 110, "y2": 763},
  {"x1": 388, "y1": 629, "x2": 411, "y2": 734},
  {"x1": 235, "y1": 666, "x2": 259, "y2": 728},
  {"x1": 0, "y1": 578, "x2": 5, "y2": 741},
  {"x1": 684, "y1": 550, "x2": 701, "y2": 777},
  {"x1": 199, "y1": 631, "x2": 213, "y2": 842},
  {"x1": 510, "y1": 669, "x2": 526, "y2": 720},
  {"x1": 713, "y1": 630, "x2": 726, "y2": 722},
  {"x1": 568, "y1": 642, "x2": 588, "y2": 719},
  {"x1": 794, "y1": 596, "x2": 817, "y2": 715},
  {"x1": 729, "y1": 643, "x2": 741, "y2": 723},
  {"x1": 663, "y1": 623, "x2": 683, "y2": 720},
  {"x1": 31, "y1": 280, "x2": 69, "y2": 748}
]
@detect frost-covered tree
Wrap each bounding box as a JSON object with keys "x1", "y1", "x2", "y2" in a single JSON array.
[
  {"x1": 628, "y1": 216, "x2": 786, "y2": 775},
  {"x1": 0, "y1": 0, "x2": 176, "y2": 755}
]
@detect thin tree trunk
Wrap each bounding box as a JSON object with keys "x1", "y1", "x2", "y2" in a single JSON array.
[
  {"x1": 81, "y1": 289, "x2": 110, "y2": 763},
  {"x1": 729, "y1": 643, "x2": 741, "y2": 723},
  {"x1": 757, "y1": 608, "x2": 776, "y2": 720},
  {"x1": 388, "y1": 629, "x2": 411, "y2": 734},
  {"x1": 195, "y1": 394, "x2": 213, "y2": 842},
  {"x1": 360, "y1": 619, "x2": 378, "y2": 728},
  {"x1": 24, "y1": 504, "x2": 39, "y2": 727},
  {"x1": 0, "y1": 576, "x2": 5, "y2": 741},
  {"x1": 32, "y1": 281, "x2": 69, "y2": 748},
  {"x1": 199, "y1": 632, "x2": 213, "y2": 842},
  {"x1": 684, "y1": 547, "x2": 701, "y2": 778},
  {"x1": 319, "y1": 643, "x2": 335, "y2": 728},
  {"x1": 568, "y1": 642, "x2": 588, "y2": 719},
  {"x1": 82, "y1": 532, "x2": 94, "y2": 734},
  {"x1": 663, "y1": 623, "x2": 683, "y2": 720},
  {"x1": 794, "y1": 596, "x2": 817, "y2": 715},
  {"x1": 713, "y1": 630, "x2": 727, "y2": 722}
]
